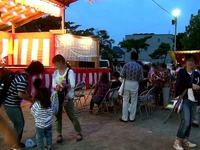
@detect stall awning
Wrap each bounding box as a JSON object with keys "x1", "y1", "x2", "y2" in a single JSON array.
[
  {"x1": 0, "y1": 0, "x2": 77, "y2": 31},
  {"x1": 168, "y1": 50, "x2": 200, "y2": 64}
]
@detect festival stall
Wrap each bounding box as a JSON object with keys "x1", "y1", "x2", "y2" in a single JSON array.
[
  {"x1": 0, "y1": 0, "x2": 110, "y2": 91},
  {"x1": 168, "y1": 50, "x2": 200, "y2": 65}
]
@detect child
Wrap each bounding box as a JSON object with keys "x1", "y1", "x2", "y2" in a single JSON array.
[
  {"x1": 32, "y1": 78, "x2": 43, "y2": 98},
  {"x1": 31, "y1": 87, "x2": 54, "y2": 150},
  {"x1": 110, "y1": 71, "x2": 121, "y2": 89},
  {"x1": 30, "y1": 78, "x2": 43, "y2": 109}
]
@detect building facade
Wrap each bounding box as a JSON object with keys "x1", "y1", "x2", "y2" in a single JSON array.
[{"x1": 124, "y1": 33, "x2": 174, "y2": 63}]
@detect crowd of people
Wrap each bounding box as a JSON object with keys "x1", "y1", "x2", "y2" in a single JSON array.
[
  {"x1": 0, "y1": 55, "x2": 83, "y2": 150},
  {"x1": 90, "y1": 52, "x2": 200, "y2": 150},
  {"x1": 0, "y1": 52, "x2": 200, "y2": 150}
]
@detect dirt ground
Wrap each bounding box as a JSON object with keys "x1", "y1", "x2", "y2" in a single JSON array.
[{"x1": 0, "y1": 92, "x2": 200, "y2": 150}]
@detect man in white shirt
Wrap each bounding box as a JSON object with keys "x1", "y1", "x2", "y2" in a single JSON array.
[{"x1": 52, "y1": 54, "x2": 82, "y2": 143}]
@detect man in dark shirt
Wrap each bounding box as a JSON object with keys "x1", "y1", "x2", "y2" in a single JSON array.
[{"x1": 4, "y1": 61, "x2": 44, "y2": 148}]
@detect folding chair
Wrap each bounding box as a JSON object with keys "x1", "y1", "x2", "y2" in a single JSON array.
[
  {"x1": 74, "y1": 82, "x2": 86, "y2": 112},
  {"x1": 138, "y1": 90, "x2": 149, "y2": 120},
  {"x1": 96, "y1": 87, "x2": 120, "y2": 116},
  {"x1": 146, "y1": 86, "x2": 156, "y2": 113},
  {"x1": 138, "y1": 86, "x2": 155, "y2": 119},
  {"x1": 83, "y1": 84, "x2": 96, "y2": 106}
]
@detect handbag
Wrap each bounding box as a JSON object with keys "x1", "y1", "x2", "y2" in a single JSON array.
[
  {"x1": 174, "y1": 71, "x2": 195, "y2": 113},
  {"x1": 173, "y1": 89, "x2": 187, "y2": 113},
  {"x1": 50, "y1": 91, "x2": 59, "y2": 115},
  {"x1": 118, "y1": 79, "x2": 125, "y2": 96}
]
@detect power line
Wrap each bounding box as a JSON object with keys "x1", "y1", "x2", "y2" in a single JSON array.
[{"x1": 151, "y1": 0, "x2": 172, "y2": 16}]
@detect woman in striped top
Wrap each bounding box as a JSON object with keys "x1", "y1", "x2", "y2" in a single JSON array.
[
  {"x1": 4, "y1": 61, "x2": 44, "y2": 148},
  {"x1": 31, "y1": 87, "x2": 54, "y2": 150}
]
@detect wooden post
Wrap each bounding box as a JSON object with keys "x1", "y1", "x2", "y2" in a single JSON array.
[
  {"x1": 96, "y1": 40, "x2": 100, "y2": 68},
  {"x1": 12, "y1": 24, "x2": 15, "y2": 33},
  {"x1": 61, "y1": 7, "x2": 65, "y2": 31}
]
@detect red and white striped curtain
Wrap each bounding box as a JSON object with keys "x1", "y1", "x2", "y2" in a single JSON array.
[
  {"x1": 12, "y1": 32, "x2": 55, "y2": 66},
  {"x1": 0, "y1": 32, "x2": 13, "y2": 65},
  {"x1": 0, "y1": 32, "x2": 55, "y2": 66}
]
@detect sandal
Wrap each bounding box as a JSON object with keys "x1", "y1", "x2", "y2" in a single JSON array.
[
  {"x1": 76, "y1": 133, "x2": 83, "y2": 142},
  {"x1": 57, "y1": 135, "x2": 63, "y2": 143}
]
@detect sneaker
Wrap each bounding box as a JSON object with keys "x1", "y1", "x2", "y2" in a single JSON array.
[
  {"x1": 173, "y1": 142, "x2": 184, "y2": 150},
  {"x1": 184, "y1": 141, "x2": 197, "y2": 148}
]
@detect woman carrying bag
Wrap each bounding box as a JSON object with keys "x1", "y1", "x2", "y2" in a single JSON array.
[
  {"x1": 173, "y1": 54, "x2": 200, "y2": 150},
  {"x1": 52, "y1": 54, "x2": 82, "y2": 143}
]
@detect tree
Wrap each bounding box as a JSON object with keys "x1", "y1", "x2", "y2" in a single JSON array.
[
  {"x1": 16, "y1": 16, "x2": 81, "y2": 33},
  {"x1": 119, "y1": 36, "x2": 151, "y2": 53},
  {"x1": 65, "y1": 21, "x2": 81, "y2": 34},
  {"x1": 149, "y1": 43, "x2": 171, "y2": 62},
  {"x1": 176, "y1": 33, "x2": 186, "y2": 51},
  {"x1": 16, "y1": 16, "x2": 61, "y2": 32},
  {"x1": 94, "y1": 30, "x2": 116, "y2": 62},
  {"x1": 73, "y1": 28, "x2": 95, "y2": 36},
  {"x1": 183, "y1": 10, "x2": 200, "y2": 50}
]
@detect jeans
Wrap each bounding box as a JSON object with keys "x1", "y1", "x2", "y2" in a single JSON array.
[
  {"x1": 90, "y1": 96, "x2": 103, "y2": 111},
  {"x1": 162, "y1": 87, "x2": 170, "y2": 108},
  {"x1": 193, "y1": 105, "x2": 200, "y2": 125},
  {"x1": 4, "y1": 106, "x2": 25, "y2": 143},
  {"x1": 177, "y1": 99, "x2": 197, "y2": 139},
  {"x1": 36, "y1": 126, "x2": 52, "y2": 150},
  {"x1": 122, "y1": 80, "x2": 139, "y2": 121},
  {"x1": 55, "y1": 91, "x2": 81, "y2": 135}
]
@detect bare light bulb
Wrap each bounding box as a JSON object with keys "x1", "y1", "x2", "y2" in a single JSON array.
[
  {"x1": 9, "y1": 1, "x2": 15, "y2": 6},
  {"x1": 12, "y1": 11, "x2": 17, "y2": 16},
  {"x1": 30, "y1": 8, "x2": 35, "y2": 13},
  {"x1": 7, "y1": 21, "x2": 12, "y2": 26},
  {"x1": 2, "y1": 8, "x2": 8, "y2": 12},
  {"x1": 20, "y1": 14, "x2": 26, "y2": 18}
]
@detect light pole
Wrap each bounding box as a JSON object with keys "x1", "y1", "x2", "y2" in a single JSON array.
[{"x1": 172, "y1": 9, "x2": 181, "y2": 51}]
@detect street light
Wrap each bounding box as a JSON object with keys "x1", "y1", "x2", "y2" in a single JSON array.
[{"x1": 172, "y1": 9, "x2": 181, "y2": 51}]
